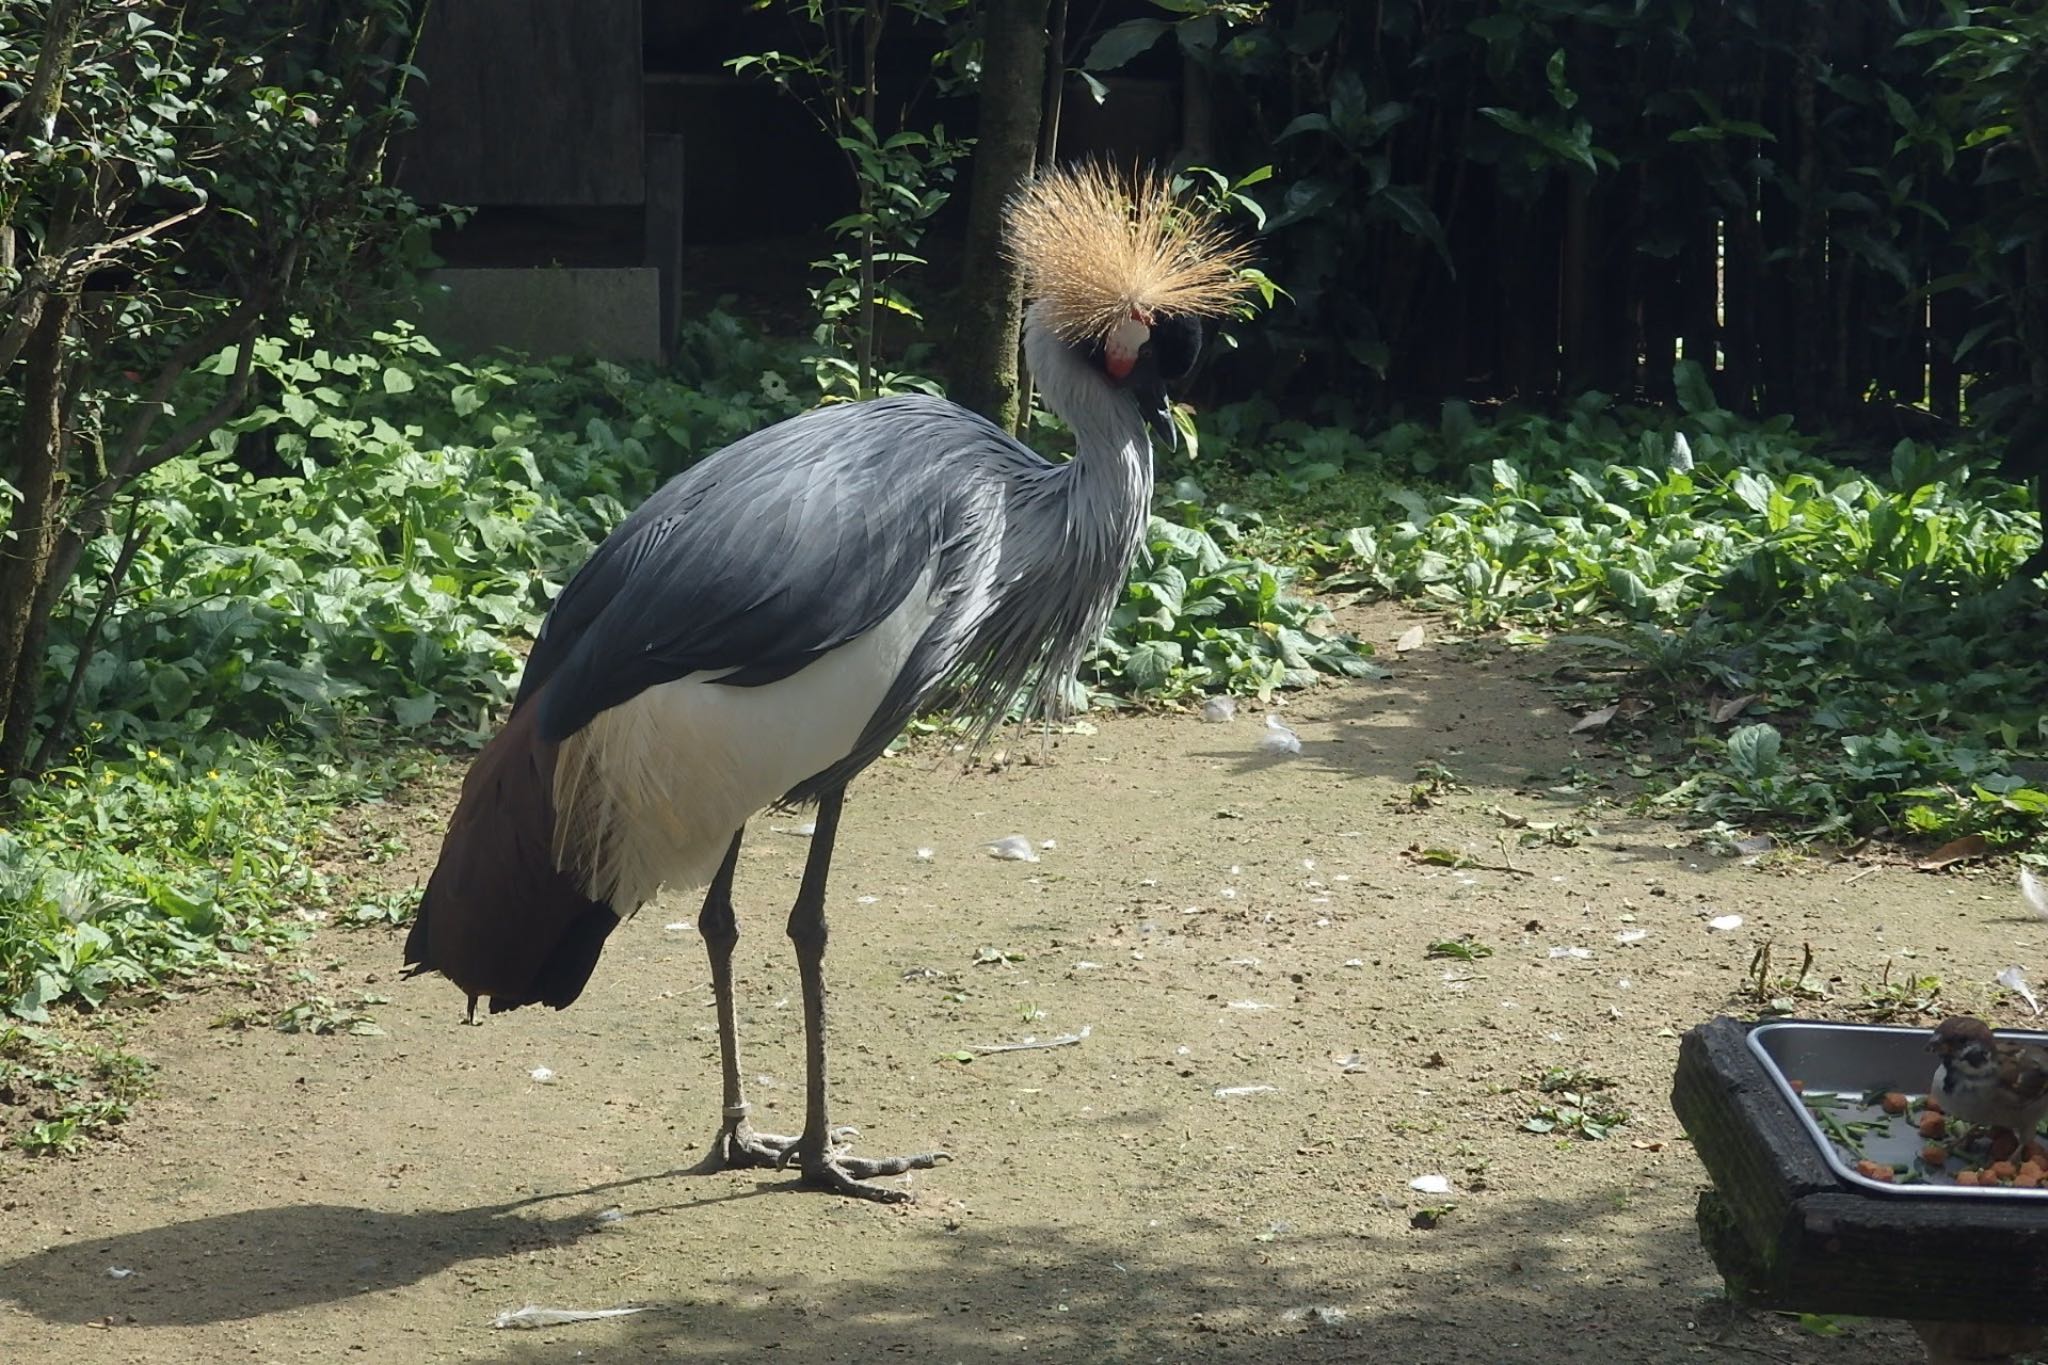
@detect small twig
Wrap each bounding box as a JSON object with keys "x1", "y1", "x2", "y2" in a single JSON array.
[
  {"x1": 61, "y1": 199, "x2": 207, "y2": 283},
  {"x1": 1843, "y1": 866, "x2": 1880, "y2": 885},
  {"x1": 968, "y1": 1025, "x2": 1090, "y2": 1056}
]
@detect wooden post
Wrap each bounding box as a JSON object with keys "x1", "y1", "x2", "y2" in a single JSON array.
[{"x1": 643, "y1": 134, "x2": 685, "y2": 363}]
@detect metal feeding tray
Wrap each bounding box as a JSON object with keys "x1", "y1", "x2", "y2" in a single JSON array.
[
  {"x1": 1747, "y1": 1019, "x2": 2048, "y2": 1199},
  {"x1": 1672, "y1": 1017, "x2": 2048, "y2": 1328}
]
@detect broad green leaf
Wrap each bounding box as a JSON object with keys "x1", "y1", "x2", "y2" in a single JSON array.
[
  {"x1": 1674, "y1": 360, "x2": 1719, "y2": 416},
  {"x1": 392, "y1": 692, "x2": 439, "y2": 728},
  {"x1": 1123, "y1": 639, "x2": 1184, "y2": 691},
  {"x1": 1084, "y1": 19, "x2": 1169, "y2": 71},
  {"x1": 1727, "y1": 723, "x2": 1784, "y2": 781}
]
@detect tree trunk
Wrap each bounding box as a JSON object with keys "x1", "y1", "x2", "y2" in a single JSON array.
[
  {"x1": 0, "y1": 291, "x2": 76, "y2": 781},
  {"x1": 950, "y1": 0, "x2": 1049, "y2": 430},
  {"x1": 1498, "y1": 188, "x2": 1557, "y2": 399}
]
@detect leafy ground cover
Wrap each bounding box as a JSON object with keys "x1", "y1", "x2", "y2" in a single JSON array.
[
  {"x1": 1184, "y1": 367, "x2": 2047, "y2": 850},
  {"x1": 0, "y1": 315, "x2": 809, "y2": 1116}
]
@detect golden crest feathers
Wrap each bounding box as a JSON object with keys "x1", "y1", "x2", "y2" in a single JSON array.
[{"x1": 1005, "y1": 162, "x2": 1253, "y2": 344}]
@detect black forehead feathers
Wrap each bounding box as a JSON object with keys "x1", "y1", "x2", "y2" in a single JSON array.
[{"x1": 1152, "y1": 314, "x2": 1203, "y2": 382}]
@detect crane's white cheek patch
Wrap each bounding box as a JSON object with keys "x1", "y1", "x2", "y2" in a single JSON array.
[
  {"x1": 1105, "y1": 316, "x2": 1150, "y2": 380},
  {"x1": 553, "y1": 565, "x2": 940, "y2": 911}
]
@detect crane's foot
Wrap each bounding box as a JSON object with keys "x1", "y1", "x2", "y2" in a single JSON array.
[
  {"x1": 794, "y1": 1145, "x2": 950, "y2": 1204},
  {"x1": 700, "y1": 1105, "x2": 800, "y2": 1171},
  {"x1": 703, "y1": 1106, "x2": 946, "y2": 1199}
]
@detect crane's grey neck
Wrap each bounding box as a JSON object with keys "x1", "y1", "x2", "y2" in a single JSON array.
[
  {"x1": 944, "y1": 302, "x2": 1155, "y2": 735},
  {"x1": 1022, "y1": 302, "x2": 1152, "y2": 500}
]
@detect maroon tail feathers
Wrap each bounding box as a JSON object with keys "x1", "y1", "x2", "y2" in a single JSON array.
[{"x1": 404, "y1": 698, "x2": 618, "y2": 1013}]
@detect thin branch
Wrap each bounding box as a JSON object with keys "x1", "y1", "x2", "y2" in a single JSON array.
[
  {"x1": 105, "y1": 288, "x2": 272, "y2": 478},
  {"x1": 31, "y1": 503, "x2": 147, "y2": 775},
  {"x1": 60, "y1": 199, "x2": 209, "y2": 285},
  {"x1": 1041, "y1": 0, "x2": 1068, "y2": 165},
  {"x1": 120, "y1": 320, "x2": 261, "y2": 481}
]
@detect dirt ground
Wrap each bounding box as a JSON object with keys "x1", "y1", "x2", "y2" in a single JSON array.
[{"x1": 2, "y1": 603, "x2": 2035, "y2": 1364}]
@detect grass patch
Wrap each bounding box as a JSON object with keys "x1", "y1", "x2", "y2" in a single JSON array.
[
  {"x1": 0, "y1": 1023, "x2": 154, "y2": 1155},
  {"x1": 0, "y1": 739, "x2": 420, "y2": 1023}
]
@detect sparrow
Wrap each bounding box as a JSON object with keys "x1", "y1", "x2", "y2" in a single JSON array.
[{"x1": 1927, "y1": 1015, "x2": 2048, "y2": 1154}]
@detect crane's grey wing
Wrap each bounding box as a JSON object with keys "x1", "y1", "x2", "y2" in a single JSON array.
[{"x1": 520, "y1": 398, "x2": 999, "y2": 745}]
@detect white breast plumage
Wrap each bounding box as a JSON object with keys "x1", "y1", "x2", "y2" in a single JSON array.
[{"x1": 551, "y1": 563, "x2": 940, "y2": 912}]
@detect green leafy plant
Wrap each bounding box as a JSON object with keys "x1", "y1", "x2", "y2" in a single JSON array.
[
  {"x1": 274, "y1": 994, "x2": 387, "y2": 1037},
  {"x1": 0, "y1": 1023, "x2": 152, "y2": 1153},
  {"x1": 728, "y1": 0, "x2": 972, "y2": 399},
  {"x1": 0, "y1": 0, "x2": 441, "y2": 782},
  {"x1": 1524, "y1": 1067, "x2": 1628, "y2": 1140},
  {"x1": 1085, "y1": 497, "x2": 1385, "y2": 698},
  {"x1": 1426, "y1": 936, "x2": 1493, "y2": 962}
]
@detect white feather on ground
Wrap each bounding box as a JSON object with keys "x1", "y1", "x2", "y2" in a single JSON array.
[{"x1": 2021, "y1": 864, "x2": 2048, "y2": 922}]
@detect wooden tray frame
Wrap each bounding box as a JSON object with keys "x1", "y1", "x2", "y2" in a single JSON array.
[{"x1": 1672, "y1": 1016, "x2": 2048, "y2": 1325}]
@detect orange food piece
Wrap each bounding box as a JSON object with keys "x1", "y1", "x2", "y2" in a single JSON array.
[
  {"x1": 1880, "y1": 1092, "x2": 1910, "y2": 1115},
  {"x1": 1789, "y1": 1079, "x2": 1806, "y2": 1094},
  {"x1": 2015, "y1": 1169, "x2": 2044, "y2": 1190},
  {"x1": 1922, "y1": 1143, "x2": 1951, "y2": 1166},
  {"x1": 2021, "y1": 1161, "x2": 2046, "y2": 1182},
  {"x1": 1922, "y1": 1095, "x2": 1944, "y2": 1115},
  {"x1": 1918, "y1": 1114, "x2": 1947, "y2": 1140},
  {"x1": 1855, "y1": 1159, "x2": 1896, "y2": 1182},
  {"x1": 1956, "y1": 1170, "x2": 1981, "y2": 1187},
  {"x1": 1990, "y1": 1161, "x2": 2019, "y2": 1182}
]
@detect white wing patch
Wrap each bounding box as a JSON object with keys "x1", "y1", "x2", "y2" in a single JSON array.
[{"x1": 553, "y1": 564, "x2": 941, "y2": 913}]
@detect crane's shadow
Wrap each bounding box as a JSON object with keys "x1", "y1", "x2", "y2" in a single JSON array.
[
  {"x1": 1, "y1": 1176, "x2": 1925, "y2": 1362},
  {"x1": 0, "y1": 1168, "x2": 758, "y2": 1327}
]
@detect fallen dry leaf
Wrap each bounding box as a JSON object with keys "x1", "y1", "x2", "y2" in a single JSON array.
[
  {"x1": 1711, "y1": 694, "x2": 1757, "y2": 724},
  {"x1": 1917, "y1": 833, "x2": 1989, "y2": 871},
  {"x1": 1570, "y1": 704, "x2": 1618, "y2": 735},
  {"x1": 1396, "y1": 624, "x2": 1426, "y2": 653}
]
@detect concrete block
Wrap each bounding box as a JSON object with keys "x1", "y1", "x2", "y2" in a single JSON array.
[{"x1": 419, "y1": 267, "x2": 663, "y2": 364}]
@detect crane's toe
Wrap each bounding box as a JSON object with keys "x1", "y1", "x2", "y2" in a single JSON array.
[{"x1": 798, "y1": 1149, "x2": 948, "y2": 1203}]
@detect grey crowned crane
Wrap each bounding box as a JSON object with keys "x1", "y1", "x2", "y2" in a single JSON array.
[{"x1": 403, "y1": 164, "x2": 1249, "y2": 1201}]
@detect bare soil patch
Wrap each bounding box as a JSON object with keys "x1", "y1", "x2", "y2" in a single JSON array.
[{"x1": 5, "y1": 603, "x2": 2031, "y2": 1363}]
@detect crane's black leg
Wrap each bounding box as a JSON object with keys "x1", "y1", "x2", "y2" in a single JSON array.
[
  {"x1": 785, "y1": 786, "x2": 947, "y2": 1202},
  {"x1": 697, "y1": 828, "x2": 800, "y2": 1169}
]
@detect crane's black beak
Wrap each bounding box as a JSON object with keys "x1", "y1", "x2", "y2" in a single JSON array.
[{"x1": 1130, "y1": 361, "x2": 1176, "y2": 451}]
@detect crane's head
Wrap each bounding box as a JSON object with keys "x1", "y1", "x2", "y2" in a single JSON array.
[{"x1": 1007, "y1": 163, "x2": 1252, "y2": 448}]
